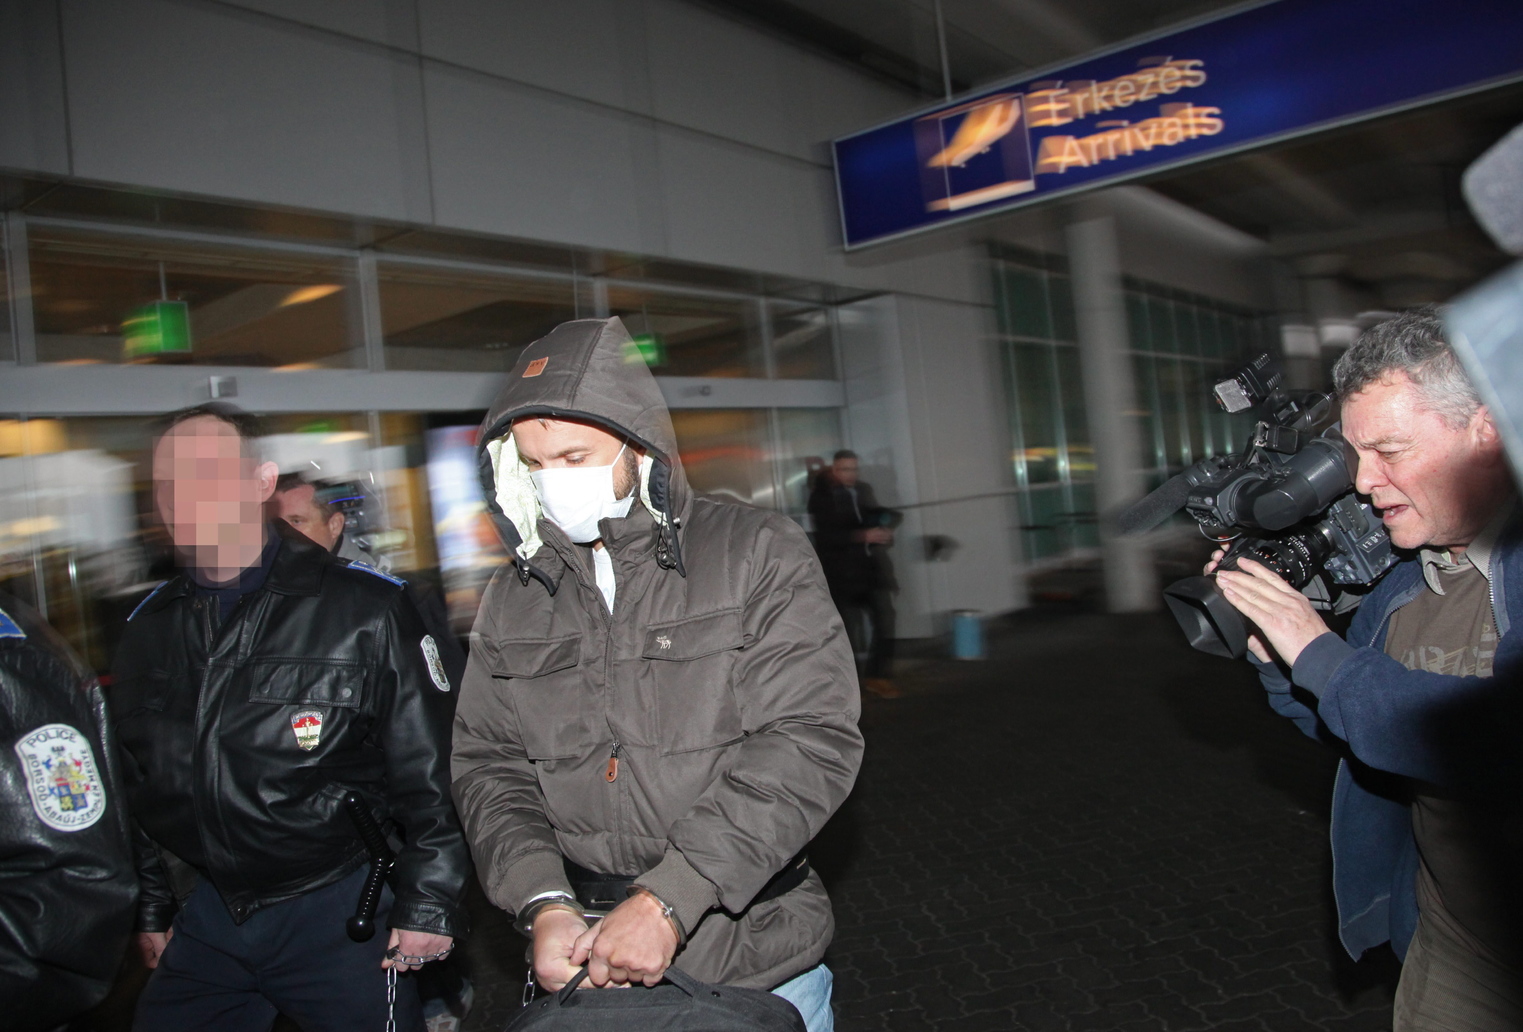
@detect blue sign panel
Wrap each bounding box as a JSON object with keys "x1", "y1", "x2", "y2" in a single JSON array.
[{"x1": 833, "y1": 0, "x2": 1523, "y2": 249}]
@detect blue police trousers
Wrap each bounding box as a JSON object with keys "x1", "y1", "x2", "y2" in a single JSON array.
[{"x1": 134, "y1": 865, "x2": 424, "y2": 1032}]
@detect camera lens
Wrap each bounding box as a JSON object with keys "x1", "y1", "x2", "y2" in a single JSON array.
[{"x1": 1238, "y1": 529, "x2": 1333, "y2": 588}]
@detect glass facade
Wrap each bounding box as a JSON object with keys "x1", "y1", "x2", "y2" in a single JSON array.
[
  {"x1": 1123, "y1": 275, "x2": 1267, "y2": 487},
  {"x1": 28, "y1": 228, "x2": 362, "y2": 367},
  {"x1": 379, "y1": 263, "x2": 577, "y2": 373},
  {"x1": 992, "y1": 247, "x2": 1096, "y2": 565},
  {"x1": 992, "y1": 244, "x2": 1268, "y2": 565},
  {"x1": 0, "y1": 214, "x2": 848, "y2": 665},
  {"x1": 0, "y1": 223, "x2": 12, "y2": 363},
  {"x1": 670, "y1": 409, "x2": 777, "y2": 509},
  {"x1": 769, "y1": 303, "x2": 838, "y2": 380},
  {"x1": 606, "y1": 286, "x2": 765, "y2": 378}
]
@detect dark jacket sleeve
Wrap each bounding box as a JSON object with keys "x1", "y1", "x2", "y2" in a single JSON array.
[
  {"x1": 131, "y1": 820, "x2": 177, "y2": 932},
  {"x1": 1251, "y1": 652, "x2": 1324, "y2": 741},
  {"x1": 374, "y1": 591, "x2": 470, "y2": 937},
  {"x1": 450, "y1": 571, "x2": 575, "y2": 915},
  {"x1": 1290, "y1": 633, "x2": 1523, "y2": 787},
  {"x1": 1253, "y1": 567, "x2": 1399, "y2": 746},
  {"x1": 635, "y1": 514, "x2": 864, "y2": 931},
  {"x1": 1281, "y1": 556, "x2": 1523, "y2": 787},
  {"x1": 0, "y1": 647, "x2": 137, "y2": 1030}
]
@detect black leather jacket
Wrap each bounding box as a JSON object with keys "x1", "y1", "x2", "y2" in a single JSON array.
[
  {"x1": 0, "y1": 593, "x2": 137, "y2": 1032},
  {"x1": 110, "y1": 524, "x2": 468, "y2": 936}
]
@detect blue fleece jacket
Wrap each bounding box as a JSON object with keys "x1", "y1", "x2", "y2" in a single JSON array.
[{"x1": 1253, "y1": 521, "x2": 1523, "y2": 962}]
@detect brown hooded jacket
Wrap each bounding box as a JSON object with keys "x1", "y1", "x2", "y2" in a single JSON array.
[{"x1": 451, "y1": 317, "x2": 863, "y2": 988}]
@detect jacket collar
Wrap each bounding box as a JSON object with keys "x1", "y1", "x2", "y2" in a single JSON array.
[
  {"x1": 1416, "y1": 494, "x2": 1517, "y2": 593},
  {"x1": 1368, "y1": 506, "x2": 1523, "y2": 645},
  {"x1": 263, "y1": 521, "x2": 329, "y2": 596},
  {"x1": 142, "y1": 523, "x2": 328, "y2": 617},
  {"x1": 525, "y1": 500, "x2": 670, "y2": 598}
]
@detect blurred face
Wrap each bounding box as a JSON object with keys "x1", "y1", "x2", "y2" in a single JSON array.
[
  {"x1": 512, "y1": 418, "x2": 639, "y2": 499},
  {"x1": 832, "y1": 457, "x2": 860, "y2": 488},
  {"x1": 152, "y1": 416, "x2": 278, "y2": 581},
  {"x1": 273, "y1": 483, "x2": 346, "y2": 552},
  {"x1": 1342, "y1": 372, "x2": 1508, "y2": 553}
]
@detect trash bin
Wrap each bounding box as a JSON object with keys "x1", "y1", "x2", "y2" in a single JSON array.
[{"x1": 950, "y1": 610, "x2": 984, "y2": 660}]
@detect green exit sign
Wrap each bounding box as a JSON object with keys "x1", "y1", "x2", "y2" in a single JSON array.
[
  {"x1": 123, "y1": 300, "x2": 192, "y2": 360},
  {"x1": 623, "y1": 333, "x2": 667, "y2": 367}
]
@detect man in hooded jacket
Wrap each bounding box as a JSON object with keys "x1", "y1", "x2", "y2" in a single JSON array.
[{"x1": 451, "y1": 318, "x2": 863, "y2": 1030}]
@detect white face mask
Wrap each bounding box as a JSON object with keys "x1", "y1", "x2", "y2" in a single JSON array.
[{"x1": 530, "y1": 442, "x2": 634, "y2": 544}]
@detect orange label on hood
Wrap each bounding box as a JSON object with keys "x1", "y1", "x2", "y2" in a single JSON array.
[{"x1": 523, "y1": 357, "x2": 549, "y2": 377}]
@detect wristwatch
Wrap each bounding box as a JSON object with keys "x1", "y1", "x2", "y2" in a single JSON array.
[{"x1": 513, "y1": 892, "x2": 584, "y2": 937}]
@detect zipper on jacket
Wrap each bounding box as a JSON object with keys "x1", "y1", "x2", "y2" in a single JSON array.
[
  {"x1": 191, "y1": 597, "x2": 223, "y2": 897},
  {"x1": 605, "y1": 741, "x2": 621, "y2": 783},
  {"x1": 1488, "y1": 570, "x2": 1501, "y2": 645}
]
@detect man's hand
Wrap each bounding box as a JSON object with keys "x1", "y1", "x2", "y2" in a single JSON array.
[
  {"x1": 1204, "y1": 550, "x2": 1271, "y2": 661},
  {"x1": 532, "y1": 907, "x2": 590, "y2": 991},
  {"x1": 855, "y1": 527, "x2": 894, "y2": 545},
  {"x1": 1214, "y1": 557, "x2": 1330, "y2": 666},
  {"x1": 382, "y1": 928, "x2": 455, "y2": 973},
  {"x1": 570, "y1": 891, "x2": 680, "y2": 988},
  {"x1": 136, "y1": 929, "x2": 172, "y2": 969}
]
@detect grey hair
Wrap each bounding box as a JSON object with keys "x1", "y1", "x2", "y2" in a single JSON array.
[{"x1": 1331, "y1": 305, "x2": 1481, "y2": 427}]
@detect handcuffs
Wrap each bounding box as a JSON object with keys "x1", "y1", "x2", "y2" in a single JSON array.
[
  {"x1": 513, "y1": 887, "x2": 685, "y2": 946},
  {"x1": 385, "y1": 944, "x2": 455, "y2": 966}
]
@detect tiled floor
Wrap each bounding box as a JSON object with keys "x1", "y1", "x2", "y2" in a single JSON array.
[{"x1": 459, "y1": 610, "x2": 1400, "y2": 1031}]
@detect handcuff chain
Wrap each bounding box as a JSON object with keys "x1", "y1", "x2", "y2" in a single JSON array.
[
  {"x1": 384, "y1": 965, "x2": 397, "y2": 1032},
  {"x1": 385, "y1": 945, "x2": 455, "y2": 965}
]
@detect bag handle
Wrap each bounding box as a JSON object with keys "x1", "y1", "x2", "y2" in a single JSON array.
[{"x1": 555, "y1": 966, "x2": 703, "y2": 1004}]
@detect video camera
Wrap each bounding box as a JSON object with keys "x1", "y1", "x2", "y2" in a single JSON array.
[{"x1": 1119, "y1": 353, "x2": 1398, "y2": 658}]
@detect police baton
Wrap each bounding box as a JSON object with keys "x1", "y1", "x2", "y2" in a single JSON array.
[{"x1": 342, "y1": 791, "x2": 395, "y2": 942}]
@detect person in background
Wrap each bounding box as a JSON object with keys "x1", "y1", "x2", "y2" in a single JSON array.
[
  {"x1": 112, "y1": 403, "x2": 468, "y2": 1032},
  {"x1": 0, "y1": 591, "x2": 137, "y2": 1032},
  {"x1": 1210, "y1": 309, "x2": 1523, "y2": 1031},
  {"x1": 271, "y1": 473, "x2": 464, "y2": 685},
  {"x1": 809, "y1": 450, "x2": 901, "y2": 699},
  {"x1": 271, "y1": 471, "x2": 472, "y2": 1032}
]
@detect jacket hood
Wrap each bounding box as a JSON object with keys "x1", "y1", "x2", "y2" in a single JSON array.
[{"x1": 477, "y1": 317, "x2": 688, "y2": 590}]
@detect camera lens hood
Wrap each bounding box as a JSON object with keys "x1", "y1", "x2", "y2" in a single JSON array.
[{"x1": 1163, "y1": 576, "x2": 1249, "y2": 659}]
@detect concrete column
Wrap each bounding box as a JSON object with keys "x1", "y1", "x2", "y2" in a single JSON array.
[{"x1": 1066, "y1": 213, "x2": 1157, "y2": 612}]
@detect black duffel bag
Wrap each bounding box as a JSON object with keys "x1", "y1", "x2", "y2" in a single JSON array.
[{"x1": 504, "y1": 966, "x2": 806, "y2": 1032}]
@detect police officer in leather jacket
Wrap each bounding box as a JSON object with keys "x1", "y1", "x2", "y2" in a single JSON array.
[
  {"x1": 111, "y1": 405, "x2": 468, "y2": 1032},
  {"x1": 0, "y1": 592, "x2": 136, "y2": 1032}
]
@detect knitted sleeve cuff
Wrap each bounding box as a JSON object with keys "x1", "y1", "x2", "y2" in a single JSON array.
[
  {"x1": 633, "y1": 847, "x2": 720, "y2": 937},
  {"x1": 499, "y1": 850, "x2": 575, "y2": 916}
]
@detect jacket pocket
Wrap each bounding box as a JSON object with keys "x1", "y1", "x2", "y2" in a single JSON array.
[
  {"x1": 643, "y1": 609, "x2": 746, "y2": 755},
  {"x1": 486, "y1": 635, "x2": 593, "y2": 760},
  {"x1": 245, "y1": 660, "x2": 364, "y2": 709},
  {"x1": 112, "y1": 670, "x2": 176, "y2": 716},
  {"x1": 486, "y1": 636, "x2": 582, "y2": 679}
]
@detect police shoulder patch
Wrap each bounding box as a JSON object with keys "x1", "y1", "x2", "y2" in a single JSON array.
[
  {"x1": 15, "y1": 723, "x2": 107, "y2": 832},
  {"x1": 346, "y1": 560, "x2": 405, "y2": 587},
  {"x1": 421, "y1": 635, "x2": 451, "y2": 692},
  {"x1": 0, "y1": 606, "x2": 24, "y2": 640}
]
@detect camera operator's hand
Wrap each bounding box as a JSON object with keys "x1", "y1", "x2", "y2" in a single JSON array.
[
  {"x1": 1203, "y1": 550, "x2": 1272, "y2": 662},
  {"x1": 1214, "y1": 558, "x2": 1330, "y2": 666}
]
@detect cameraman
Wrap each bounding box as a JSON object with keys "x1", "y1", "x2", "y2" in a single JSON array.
[{"x1": 1210, "y1": 308, "x2": 1521, "y2": 1030}]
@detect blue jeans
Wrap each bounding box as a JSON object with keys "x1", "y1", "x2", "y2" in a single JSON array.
[{"x1": 772, "y1": 963, "x2": 834, "y2": 1032}]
